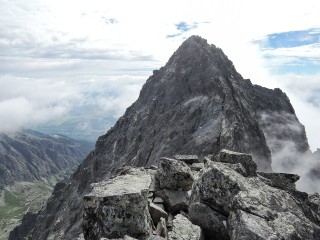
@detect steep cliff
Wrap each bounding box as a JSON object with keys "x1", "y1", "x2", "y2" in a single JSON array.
[{"x1": 11, "y1": 36, "x2": 309, "y2": 240}]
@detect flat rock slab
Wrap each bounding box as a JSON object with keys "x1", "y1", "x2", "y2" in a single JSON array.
[
  {"x1": 83, "y1": 168, "x2": 152, "y2": 240},
  {"x1": 257, "y1": 172, "x2": 299, "y2": 191},
  {"x1": 157, "y1": 158, "x2": 194, "y2": 191},
  {"x1": 218, "y1": 149, "x2": 257, "y2": 177},
  {"x1": 168, "y1": 214, "x2": 203, "y2": 240}
]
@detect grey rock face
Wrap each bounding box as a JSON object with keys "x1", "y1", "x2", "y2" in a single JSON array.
[
  {"x1": 149, "y1": 202, "x2": 168, "y2": 225},
  {"x1": 218, "y1": 149, "x2": 257, "y2": 177},
  {"x1": 83, "y1": 168, "x2": 152, "y2": 240},
  {"x1": 156, "y1": 157, "x2": 194, "y2": 191},
  {"x1": 228, "y1": 210, "x2": 279, "y2": 240},
  {"x1": 190, "y1": 163, "x2": 204, "y2": 171},
  {"x1": 155, "y1": 189, "x2": 190, "y2": 214},
  {"x1": 0, "y1": 129, "x2": 93, "y2": 190},
  {"x1": 229, "y1": 209, "x2": 320, "y2": 240},
  {"x1": 257, "y1": 172, "x2": 300, "y2": 191},
  {"x1": 149, "y1": 236, "x2": 166, "y2": 240},
  {"x1": 190, "y1": 150, "x2": 320, "y2": 240},
  {"x1": 189, "y1": 202, "x2": 229, "y2": 240},
  {"x1": 13, "y1": 36, "x2": 310, "y2": 240},
  {"x1": 60, "y1": 152, "x2": 320, "y2": 240},
  {"x1": 190, "y1": 161, "x2": 244, "y2": 214},
  {"x1": 155, "y1": 217, "x2": 168, "y2": 239},
  {"x1": 168, "y1": 214, "x2": 203, "y2": 240}
]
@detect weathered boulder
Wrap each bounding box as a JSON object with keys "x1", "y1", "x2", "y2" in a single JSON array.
[
  {"x1": 218, "y1": 149, "x2": 257, "y2": 177},
  {"x1": 149, "y1": 236, "x2": 166, "y2": 240},
  {"x1": 257, "y1": 172, "x2": 299, "y2": 191},
  {"x1": 100, "y1": 236, "x2": 138, "y2": 240},
  {"x1": 155, "y1": 217, "x2": 168, "y2": 239},
  {"x1": 190, "y1": 163, "x2": 204, "y2": 171},
  {"x1": 156, "y1": 158, "x2": 194, "y2": 191},
  {"x1": 149, "y1": 202, "x2": 168, "y2": 225},
  {"x1": 190, "y1": 150, "x2": 320, "y2": 239},
  {"x1": 229, "y1": 209, "x2": 320, "y2": 240},
  {"x1": 219, "y1": 162, "x2": 247, "y2": 177},
  {"x1": 174, "y1": 155, "x2": 199, "y2": 165},
  {"x1": 228, "y1": 210, "x2": 279, "y2": 240},
  {"x1": 168, "y1": 214, "x2": 203, "y2": 240},
  {"x1": 190, "y1": 161, "x2": 244, "y2": 214},
  {"x1": 155, "y1": 189, "x2": 190, "y2": 214},
  {"x1": 189, "y1": 202, "x2": 229, "y2": 240},
  {"x1": 309, "y1": 193, "x2": 320, "y2": 215},
  {"x1": 83, "y1": 168, "x2": 152, "y2": 240},
  {"x1": 309, "y1": 193, "x2": 320, "y2": 205},
  {"x1": 231, "y1": 177, "x2": 320, "y2": 223}
]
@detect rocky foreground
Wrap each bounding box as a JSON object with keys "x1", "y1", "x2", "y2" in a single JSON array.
[{"x1": 80, "y1": 150, "x2": 320, "y2": 240}]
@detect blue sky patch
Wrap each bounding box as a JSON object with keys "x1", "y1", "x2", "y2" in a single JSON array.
[
  {"x1": 255, "y1": 28, "x2": 320, "y2": 49},
  {"x1": 254, "y1": 28, "x2": 320, "y2": 75},
  {"x1": 166, "y1": 21, "x2": 199, "y2": 38}
]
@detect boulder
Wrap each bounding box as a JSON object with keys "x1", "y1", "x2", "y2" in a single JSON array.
[
  {"x1": 257, "y1": 172, "x2": 299, "y2": 191},
  {"x1": 155, "y1": 189, "x2": 190, "y2": 214},
  {"x1": 309, "y1": 193, "x2": 320, "y2": 215},
  {"x1": 149, "y1": 236, "x2": 166, "y2": 240},
  {"x1": 218, "y1": 149, "x2": 257, "y2": 177},
  {"x1": 228, "y1": 210, "x2": 279, "y2": 240},
  {"x1": 231, "y1": 177, "x2": 318, "y2": 222},
  {"x1": 219, "y1": 162, "x2": 247, "y2": 177},
  {"x1": 168, "y1": 214, "x2": 203, "y2": 240},
  {"x1": 309, "y1": 193, "x2": 320, "y2": 205},
  {"x1": 83, "y1": 168, "x2": 152, "y2": 240},
  {"x1": 149, "y1": 202, "x2": 168, "y2": 225},
  {"x1": 228, "y1": 210, "x2": 320, "y2": 240},
  {"x1": 156, "y1": 157, "x2": 194, "y2": 191},
  {"x1": 190, "y1": 161, "x2": 244, "y2": 214},
  {"x1": 190, "y1": 163, "x2": 204, "y2": 171},
  {"x1": 174, "y1": 155, "x2": 199, "y2": 164},
  {"x1": 189, "y1": 202, "x2": 229, "y2": 240},
  {"x1": 155, "y1": 217, "x2": 168, "y2": 239},
  {"x1": 100, "y1": 236, "x2": 137, "y2": 240}
]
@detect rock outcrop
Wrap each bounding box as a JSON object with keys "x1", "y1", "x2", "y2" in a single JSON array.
[
  {"x1": 83, "y1": 168, "x2": 153, "y2": 239},
  {"x1": 81, "y1": 151, "x2": 320, "y2": 240},
  {"x1": 12, "y1": 36, "x2": 311, "y2": 240}
]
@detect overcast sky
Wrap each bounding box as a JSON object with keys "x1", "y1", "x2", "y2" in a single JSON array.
[{"x1": 0, "y1": 0, "x2": 320, "y2": 150}]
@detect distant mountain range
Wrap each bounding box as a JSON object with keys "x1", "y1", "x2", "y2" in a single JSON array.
[{"x1": 0, "y1": 129, "x2": 94, "y2": 190}]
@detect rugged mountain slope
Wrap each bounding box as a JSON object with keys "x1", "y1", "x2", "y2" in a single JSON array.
[
  {"x1": 0, "y1": 129, "x2": 94, "y2": 190},
  {"x1": 11, "y1": 36, "x2": 310, "y2": 240}
]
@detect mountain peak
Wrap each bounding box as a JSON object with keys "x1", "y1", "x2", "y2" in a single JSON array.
[
  {"x1": 180, "y1": 35, "x2": 210, "y2": 48},
  {"x1": 12, "y1": 36, "x2": 310, "y2": 240},
  {"x1": 163, "y1": 35, "x2": 234, "y2": 81}
]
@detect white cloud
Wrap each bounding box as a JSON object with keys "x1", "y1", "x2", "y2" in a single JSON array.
[{"x1": 0, "y1": 0, "x2": 320, "y2": 152}]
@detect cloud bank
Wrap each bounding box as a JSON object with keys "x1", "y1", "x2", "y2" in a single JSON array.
[{"x1": 0, "y1": 0, "x2": 319, "y2": 151}]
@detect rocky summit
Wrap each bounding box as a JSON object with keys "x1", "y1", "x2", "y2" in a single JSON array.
[
  {"x1": 11, "y1": 36, "x2": 311, "y2": 239},
  {"x1": 83, "y1": 151, "x2": 320, "y2": 239}
]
